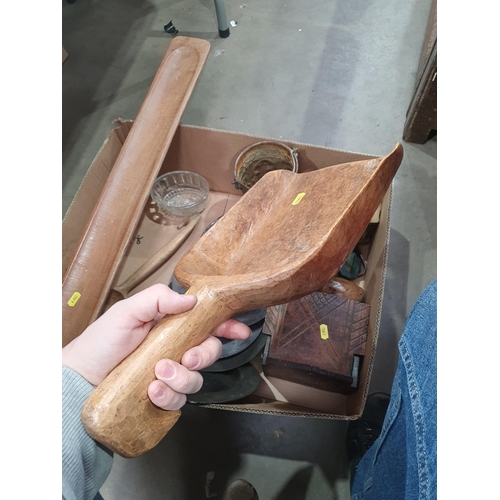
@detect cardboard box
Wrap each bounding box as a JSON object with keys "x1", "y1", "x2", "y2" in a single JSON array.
[{"x1": 62, "y1": 120, "x2": 392, "y2": 422}]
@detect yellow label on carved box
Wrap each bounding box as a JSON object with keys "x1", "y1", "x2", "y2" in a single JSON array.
[
  {"x1": 67, "y1": 292, "x2": 81, "y2": 307},
  {"x1": 320, "y1": 324, "x2": 329, "y2": 340},
  {"x1": 292, "y1": 192, "x2": 306, "y2": 205}
]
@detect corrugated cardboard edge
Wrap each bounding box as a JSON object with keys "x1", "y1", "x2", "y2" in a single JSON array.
[
  {"x1": 179, "y1": 123, "x2": 380, "y2": 159},
  {"x1": 346, "y1": 183, "x2": 393, "y2": 420},
  {"x1": 63, "y1": 136, "x2": 112, "y2": 225},
  {"x1": 196, "y1": 402, "x2": 351, "y2": 420},
  {"x1": 62, "y1": 119, "x2": 134, "y2": 276},
  {"x1": 62, "y1": 119, "x2": 133, "y2": 225}
]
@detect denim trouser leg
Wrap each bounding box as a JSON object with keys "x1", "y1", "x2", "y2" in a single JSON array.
[{"x1": 351, "y1": 280, "x2": 437, "y2": 500}]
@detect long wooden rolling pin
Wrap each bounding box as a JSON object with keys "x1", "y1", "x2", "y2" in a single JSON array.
[{"x1": 62, "y1": 37, "x2": 210, "y2": 347}]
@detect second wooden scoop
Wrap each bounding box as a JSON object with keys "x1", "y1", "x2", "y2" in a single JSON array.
[
  {"x1": 82, "y1": 143, "x2": 404, "y2": 458},
  {"x1": 105, "y1": 215, "x2": 200, "y2": 310}
]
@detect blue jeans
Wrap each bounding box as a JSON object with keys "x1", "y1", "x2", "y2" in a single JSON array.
[{"x1": 351, "y1": 281, "x2": 437, "y2": 499}]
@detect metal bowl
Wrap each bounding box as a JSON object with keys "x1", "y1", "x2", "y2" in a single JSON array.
[{"x1": 234, "y1": 141, "x2": 299, "y2": 193}]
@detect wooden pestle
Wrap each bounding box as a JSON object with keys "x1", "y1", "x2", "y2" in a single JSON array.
[
  {"x1": 321, "y1": 277, "x2": 365, "y2": 302},
  {"x1": 104, "y1": 215, "x2": 200, "y2": 310}
]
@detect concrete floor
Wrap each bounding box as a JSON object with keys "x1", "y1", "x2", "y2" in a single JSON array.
[{"x1": 62, "y1": 0, "x2": 437, "y2": 498}]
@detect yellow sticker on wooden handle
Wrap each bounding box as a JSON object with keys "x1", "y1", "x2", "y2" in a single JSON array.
[
  {"x1": 292, "y1": 192, "x2": 306, "y2": 205},
  {"x1": 68, "y1": 292, "x2": 81, "y2": 307},
  {"x1": 320, "y1": 324, "x2": 329, "y2": 340}
]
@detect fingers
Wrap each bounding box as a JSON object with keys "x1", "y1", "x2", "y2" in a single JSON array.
[
  {"x1": 149, "y1": 359, "x2": 204, "y2": 411},
  {"x1": 128, "y1": 290, "x2": 249, "y2": 412},
  {"x1": 111, "y1": 283, "x2": 197, "y2": 325},
  {"x1": 148, "y1": 336, "x2": 224, "y2": 410},
  {"x1": 148, "y1": 380, "x2": 187, "y2": 411},
  {"x1": 211, "y1": 318, "x2": 252, "y2": 340},
  {"x1": 181, "y1": 336, "x2": 223, "y2": 370}
]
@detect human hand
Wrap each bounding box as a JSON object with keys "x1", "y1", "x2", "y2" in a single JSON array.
[{"x1": 62, "y1": 283, "x2": 251, "y2": 410}]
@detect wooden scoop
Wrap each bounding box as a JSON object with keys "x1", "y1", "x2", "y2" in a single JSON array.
[
  {"x1": 82, "y1": 143, "x2": 403, "y2": 458},
  {"x1": 104, "y1": 215, "x2": 200, "y2": 310}
]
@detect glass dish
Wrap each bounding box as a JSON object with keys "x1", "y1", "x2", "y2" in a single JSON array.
[{"x1": 150, "y1": 171, "x2": 210, "y2": 217}]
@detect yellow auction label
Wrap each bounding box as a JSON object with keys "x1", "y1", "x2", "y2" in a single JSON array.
[
  {"x1": 292, "y1": 192, "x2": 306, "y2": 205},
  {"x1": 320, "y1": 324, "x2": 329, "y2": 340},
  {"x1": 67, "y1": 292, "x2": 81, "y2": 307}
]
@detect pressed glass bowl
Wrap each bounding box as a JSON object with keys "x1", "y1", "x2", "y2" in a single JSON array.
[{"x1": 150, "y1": 171, "x2": 210, "y2": 217}]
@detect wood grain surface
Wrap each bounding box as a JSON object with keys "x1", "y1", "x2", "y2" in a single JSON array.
[
  {"x1": 319, "y1": 277, "x2": 364, "y2": 302},
  {"x1": 263, "y1": 292, "x2": 371, "y2": 394},
  {"x1": 82, "y1": 143, "x2": 403, "y2": 457},
  {"x1": 62, "y1": 37, "x2": 210, "y2": 347},
  {"x1": 104, "y1": 215, "x2": 201, "y2": 310}
]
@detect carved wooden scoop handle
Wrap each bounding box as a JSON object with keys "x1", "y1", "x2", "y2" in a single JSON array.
[{"x1": 81, "y1": 284, "x2": 230, "y2": 458}]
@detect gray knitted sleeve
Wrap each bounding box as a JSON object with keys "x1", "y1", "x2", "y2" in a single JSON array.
[{"x1": 62, "y1": 366, "x2": 113, "y2": 500}]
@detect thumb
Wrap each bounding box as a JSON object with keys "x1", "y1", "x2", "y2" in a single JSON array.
[{"x1": 113, "y1": 283, "x2": 198, "y2": 324}]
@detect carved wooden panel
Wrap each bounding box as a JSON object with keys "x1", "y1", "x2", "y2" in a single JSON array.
[{"x1": 263, "y1": 292, "x2": 370, "y2": 394}]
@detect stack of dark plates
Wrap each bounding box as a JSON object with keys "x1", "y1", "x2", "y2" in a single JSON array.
[{"x1": 168, "y1": 217, "x2": 265, "y2": 404}]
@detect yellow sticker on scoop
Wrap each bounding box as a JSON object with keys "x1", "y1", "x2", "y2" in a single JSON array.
[{"x1": 292, "y1": 192, "x2": 306, "y2": 205}]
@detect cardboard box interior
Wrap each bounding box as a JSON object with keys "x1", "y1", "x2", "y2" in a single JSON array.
[{"x1": 62, "y1": 120, "x2": 392, "y2": 421}]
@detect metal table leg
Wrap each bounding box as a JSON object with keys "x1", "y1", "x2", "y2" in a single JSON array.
[
  {"x1": 214, "y1": 0, "x2": 230, "y2": 38},
  {"x1": 164, "y1": 1, "x2": 230, "y2": 39}
]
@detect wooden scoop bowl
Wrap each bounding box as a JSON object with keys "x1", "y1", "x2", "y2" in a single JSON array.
[{"x1": 82, "y1": 143, "x2": 404, "y2": 458}]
